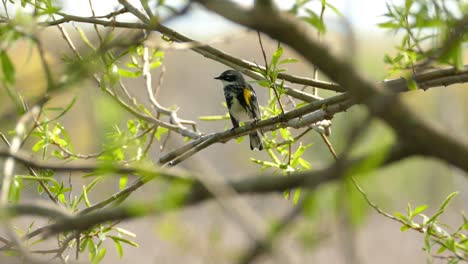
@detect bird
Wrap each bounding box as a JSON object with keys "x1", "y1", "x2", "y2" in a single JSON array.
[{"x1": 214, "y1": 70, "x2": 263, "y2": 151}]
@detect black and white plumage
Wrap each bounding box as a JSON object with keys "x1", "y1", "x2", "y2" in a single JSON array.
[{"x1": 214, "y1": 70, "x2": 263, "y2": 151}]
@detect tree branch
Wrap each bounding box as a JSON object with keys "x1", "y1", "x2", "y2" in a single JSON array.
[{"x1": 0, "y1": 148, "x2": 189, "y2": 182}]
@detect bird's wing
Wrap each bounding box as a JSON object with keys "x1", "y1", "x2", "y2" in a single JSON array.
[{"x1": 245, "y1": 83, "x2": 261, "y2": 120}]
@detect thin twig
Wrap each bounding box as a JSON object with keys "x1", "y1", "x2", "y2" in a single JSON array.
[
  {"x1": 142, "y1": 127, "x2": 157, "y2": 158},
  {"x1": 31, "y1": 37, "x2": 55, "y2": 91},
  {"x1": 320, "y1": 133, "x2": 338, "y2": 161},
  {"x1": 351, "y1": 177, "x2": 405, "y2": 224},
  {"x1": 118, "y1": 0, "x2": 150, "y2": 23},
  {"x1": 257, "y1": 31, "x2": 285, "y2": 113},
  {"x1": 310, "y1": 2, "x2": 326, "y2": 96},
  {"x1": 140, "y1": 0, "x2": 154, "y2": 20}
]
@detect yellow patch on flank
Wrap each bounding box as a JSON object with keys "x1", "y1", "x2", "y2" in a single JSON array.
[{"x1": 243, "y1": 88, "x2": 252, "y2": 107}]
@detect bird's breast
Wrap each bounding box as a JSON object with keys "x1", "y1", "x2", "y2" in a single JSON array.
[{"x1": 225, "y1": 91, "x2": 252, "y2": 122}]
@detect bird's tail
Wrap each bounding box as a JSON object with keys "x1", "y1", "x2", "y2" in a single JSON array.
[{"x1": 249, "y1": 130, "x2": 263, "y2": 151}]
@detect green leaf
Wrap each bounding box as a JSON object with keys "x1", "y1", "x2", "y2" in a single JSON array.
[
  {"x1": 293, "y1": 188, "x2": 301, "y2": 204},
  {"x1": 250, "y1": 158, "x2": 279, "y2": 169},
  {"x1": 436, "y1": 244, "x2": 447, "y2": 254},
  {"x1": 297, "y1": 158, "x2": 311, "y2": 169},
  {"x1": 155, "y1": 127, "x2": 168, "y2": 141},
  {"x1": 86, "y1": 177, "x2": 103, "y2": 193},
  {"x1": 51, "y1": 150, "x2": 64, "y2": 159},
  {"x1": 45, "y1": 98, "x2": 77, "y2": 123},
  {"x1": 8, "y1": 178, "x2": 23, "y2": 203},
  {"x1": 383, "y1": 54, "x2": 393, "y2": 64},
  {"x1": 445, "y1": 237, "x2": 456, "y2": 252},
  {"x1": 411, "y1": 204, "x2": 428, "y2": 218},
  {"x1": 291, "y1": 143, "x2": 311, "y2": 168},
  {"x1": 76, "y1": 27, "x2": 96, "y2": 51},
  {"x1": 118, "y1": 68, "x2": 141, "y2": 78},
  {"x1": 82, "y1": 185, "x2": 91, "y2": 207},
  {"x1": 279, "y1": 128, "x2": 293, "y2": 141},
  {"x1": 462, "y1": 217, "x2": 468, "y2": 230},
  {"x1": 424, "y1": 228, "x2": 432, "y2": 252},
  {"x1": 77, "y1": 177, "x2": 102, "y2": 205},
  {"x1": 405, "y1": 75, "x2": 418, "y2": 91},
  {"x1": 303, "y1": 9, "x2": 326, "y2": 33},
  {"x1": 394, "y1": 211, "x2": 410, "y2": 223},
  {"x1": 271, "y1": 46, "x2": 284, "y2": 68},
  {"x1": 127, "y1": 119, "x2": 139, "y2": 135},
  {"x1": 114, "y1": 227, "x2": 136, "y2": 237},
  {"x1": 119, "y1": 175, "x2": 128, "y2": 190},
  {"x1": 404, "y1": 0, "x2": 413, "y2": 14},
  {"x1": 91, "y1": 248, "x2": 106, "y2": 264},
  {"x1": 325, "y1": 2, "x2": 343, "y2": 17},
  {"x1": 1, "y1": 51, "x2": 15, "y2": 85},
  {"x1": 150, "y1": 61, "x2": 162, "y2": 69},
  {"x1": 426, "y1": 192, "x2": 458, "y2": 225},
  {"x1": 407, "y1": 203, "x2": 412, "y2": 217},
  {"x1": 112, "y1": 238, "x2": 123, "y2": 259},
  {"x1": 400, "y1": 225, "x2": 409, "y2": 232},
  {"x1": 378, "y1": 21, "x2": 400, "y2": 29},
  {"x1": 198, "y1": 115, "x2": 230, "y2": 121},
  {"x1": 37, "y1": 183, "x2": 44, "y2": 194},
  {"x1": 279, "y1": 58, "x2": 299, "y2": 64},
  {"x1": 108, "y1": 236, "x2": 139, "y2": 248},
  {"x1": 32, "y1": 139, "x2": 46, "y2": 152},
  {"x1": 438, "y1": 192, "x2": 459, "y2": 213},
  {"x1": 88, "y1": 238, "x2": 97, "y2": 260},
  {"x1": 107, "y1": 64, "x2": 120, "y2": 87},
  {"x1": 57, "y1": 193, "x2": 67, "y2": 204},
  {"x1": 153, "y1": 50, "x2": 164, "y2": 58},
  {"x1": 80, "y1": 238, "x2": 90, "y2": 253},
  {"x1": 235, "y1": 135, "x2": 245, "y2": 143},
  {"x1": 257, "y1": 79, "x2": 271, "y2": 87}
]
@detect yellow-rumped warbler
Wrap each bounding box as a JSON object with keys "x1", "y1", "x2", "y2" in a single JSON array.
[{"x1": 214, "y1": 70, "x2": 263, "y2": 151}]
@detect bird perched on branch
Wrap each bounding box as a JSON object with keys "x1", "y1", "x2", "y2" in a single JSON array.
[{"x1": 214, "y1": 70, "x2": 263, "y2": 151}]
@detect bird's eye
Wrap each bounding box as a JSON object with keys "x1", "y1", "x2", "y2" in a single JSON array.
[{"x1": 225, "y1": 75, "x2": 235, "y2": 81}]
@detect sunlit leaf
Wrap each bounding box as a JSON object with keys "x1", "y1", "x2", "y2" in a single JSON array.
[
  {"x1": 112, "y1": 238, "x2": 123, "y2": 259},
  {"x1": 271, "y1": 46, "x2": 284, "y2": 68},
  {"x1": 91, "y1": 248, "x2": 106, "y2": 264},
  {"x1": 1, "y1": 51, "x2": 15, "y2": 85}
]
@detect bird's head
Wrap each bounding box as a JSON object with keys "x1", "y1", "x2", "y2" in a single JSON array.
[{"x1": 214, "y1": 70, "x2": 245, "y2": 85}]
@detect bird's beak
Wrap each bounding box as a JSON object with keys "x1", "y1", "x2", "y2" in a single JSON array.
[{"x1": 214, "y1": 76, "x2": 222, "y2": 80}]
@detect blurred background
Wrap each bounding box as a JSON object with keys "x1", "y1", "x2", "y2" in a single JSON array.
[{"x1": 0, "y1": 0, "x2": 467, "y2": 263}]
